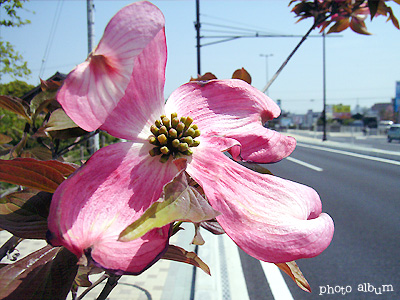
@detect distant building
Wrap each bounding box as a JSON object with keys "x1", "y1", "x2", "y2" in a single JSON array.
[{"x1": 370, "y1": 102, "x2": 394, "y2": 121}]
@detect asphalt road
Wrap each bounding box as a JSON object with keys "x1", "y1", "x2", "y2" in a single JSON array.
[
  {"x1": 290, "y1": 130, "x2": 400, "y2": 153},
  {"x1": 240, "y1": 142, "x2": 400, "y2": 300}
]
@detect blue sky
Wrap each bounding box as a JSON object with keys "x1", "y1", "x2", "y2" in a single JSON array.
[{"x1": 2, "y1": 0, "x2": 400, "y2": 114}]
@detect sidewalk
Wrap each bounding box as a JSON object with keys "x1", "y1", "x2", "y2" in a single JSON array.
[{"x1": 0, "y1": 223, "x2": 251, "y2": 300}]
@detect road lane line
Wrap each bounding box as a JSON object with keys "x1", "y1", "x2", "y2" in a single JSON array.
[
  {"x1": 297, "y1": 143, "x2": 400, "y2": 166},
  {"x1": 223, "y1": 235, "x2": 250, "y2": 300},
  {"x1": 286, "y1": 157, "x2": 324, "y2": 172},
  {"x1": 260, "y1": 262, "x2": 294, "y2": 300}
]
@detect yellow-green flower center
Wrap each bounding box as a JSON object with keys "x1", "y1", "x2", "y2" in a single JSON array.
[{"x1": 149, "y1": 112, "x2": 201, "y2": 163}]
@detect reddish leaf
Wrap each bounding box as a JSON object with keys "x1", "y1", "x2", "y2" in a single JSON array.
[
  {"x1": 0, "y1": 134, "x2": 12, "y2": 145},
  {"x1": 0, "y1": 158, "x2": 78, "y2": 193},
  {"x1": 40, "y1": 79, "x2": 63, "y2": 92},
  {"x1": 367, "y1": 0, "x2": 379, "y2": 19},
  {"x1": 162, "y1": 244, "x2": 210, "y2": 275},
  {"x1": 327, "y1": 18, "x2": 350, "y2": 34},
  {"x1": 0, "y1": 189, "x2": 52, "y2": 239},
  {"x1": 231, "y1": 68, "x2": 252, "y2": 84},
  {"x1": 349, "y1": 18, "x2": 371, "y2": 35},
  {"x1": 387, "y1": 7, "x2": 400, "y2": 29},
  {"x1": 275, "y1": 261, "x2": 311, "y2": 293},
  {"x1": 200, "y1": 219, "x2": 225, "y2": 235},
  {"x1": 190, "y1": 72, "x2": 218, "y2": 82},
  {"x1": 0, "y1": 245, "x2": 78, "y2": 300},
  {"x1": 0, "y1": 96, "x2": 31, "y2": 122},
  {"x1": 74, "y1": 265, "x2": 104, "y2": 287}
]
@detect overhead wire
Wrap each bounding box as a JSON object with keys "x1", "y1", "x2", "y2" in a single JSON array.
[
  {"x1": 201, "y1": 12, "x2": 280, "y2": 34},
  {"x1": 39, "y1": 0, "x2": 64, "y2": 78}
]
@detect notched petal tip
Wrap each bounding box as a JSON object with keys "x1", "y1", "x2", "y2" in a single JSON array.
[{"x1": 57, "y1": 1, "x2": 165, "y2": 132}]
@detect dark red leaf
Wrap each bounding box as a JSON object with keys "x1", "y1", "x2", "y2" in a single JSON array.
[
  {"x1": 367, "y1": 0, "x2": 379, "y2": 19},
  {"x1": 275, "y1": 261, "x2": 311, "y2": 293},
  {"x1": 0, "y1": 96, "x2": 31, "y2": 122},
  {"x1": 0, "y1": 189, "x2": 52, "y2": 239},
  {"x1": 162, "y1": 245, "x2": 210, "y2": 275},
  {"x1": 0, "y1": 158, "x2": 78, "y2": 193},
  {"x1": 0, "y1": 245, "x2": 78, "y2": 300}
]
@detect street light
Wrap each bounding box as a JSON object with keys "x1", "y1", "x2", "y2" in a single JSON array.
[{"x1": 260, "y1": 53, "x2": 273, "y2": 95}]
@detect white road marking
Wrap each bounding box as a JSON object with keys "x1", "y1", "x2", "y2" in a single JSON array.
[
  {"x1": 297, "y1": 143, "x2": 400, "y2": 166},
  {"x1": 222, "y1": 235, "x2": 250, "y2": 300},
  {"x1": 260, "y1": 262, "x2": 294, "y2": 300},
  {"x1": 286, "y1": 157, "x2": 324, "y2": 172}
]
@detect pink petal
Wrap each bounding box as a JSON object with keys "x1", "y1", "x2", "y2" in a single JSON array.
[
  {"x1": 57, "y1": 1, "x2": 165, "y2": 132},
  {"x1": 48, "y1": 141, "x2": 179, "y2": 274},
  {"x1": 186, "y1": 143, "x2": 334, "y2": 263},
  {"x1": 165, "y1": 80, "x2": 296, "y2": 163},
  {"x1": 100, "y1": 29, "x2": 167, "y2": 141}
]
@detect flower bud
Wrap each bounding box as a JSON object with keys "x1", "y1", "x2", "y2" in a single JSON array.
[{"x1": 157, "y1": 134, "x2": 168, "y2": 145}]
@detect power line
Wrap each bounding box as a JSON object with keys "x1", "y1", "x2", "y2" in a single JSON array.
[
  {"x1": 201, "y1": 21, "x2": 274, "y2": 35},
  {"x1": 201, "y1": 12, "x2": 279, "y2": 34},
  {"x1": 39, "y1": 0, "x2": 64, "y2": 78}
]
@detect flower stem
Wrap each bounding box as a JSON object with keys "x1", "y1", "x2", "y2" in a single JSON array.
[
  {"x1": 76, "y1": 274, "x2": 108, "y2": 300},
  {"x1": 0, "y1": 235, "x2": 23, "y2": 261},
  {"x1": 96, "y1": 275, "x2": 122, "y2": 300}
]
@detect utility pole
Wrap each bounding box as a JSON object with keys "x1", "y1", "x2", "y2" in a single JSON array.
[
  {"x1": 87, "y1": 0, "x2": 95, "y2": 54},
  {"x1": 322, "y1": 30, "x2": 327, "y2": 141},
  {"x1": 87, "y1": 0, "x2": 100, "y2": 154},
  {"x1": 195, "y1": 0, "x2": 201, "y2": 75}
]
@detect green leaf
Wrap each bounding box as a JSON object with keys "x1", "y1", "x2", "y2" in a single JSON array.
[
  {"x1": 0, "y1": 245, "x2": 79, "y2": 300},
  {"x1": 21, "y1": 147, "x2": 53, "y2": 161},
  {"x1": 275, "y1": 261, "x2": 311, "y2": 293},
  {"x1": 162, "y1": 245, "x2": 210, "y2": 275},
  {"x1": 44, "y1": 109, "x2": 79, "y2": 132},
  {"x1": 30, "y1": 90, "x2": 58, "y2": 117},
  {"x1": 0, "y1": 158, "x2": 78, "y2": 193},
  {"x1": 47, "y1": 127, "x2": 88, "y2": 140},
  {"x1": 0, "y1": 95, "x2": 31, "y2": 123},
  {"x1": 0, "y1": 189, "x2": 52, "y2": 239},
  {"x1": 119, "y1": 171, "x2": 219, "y2": 242}
]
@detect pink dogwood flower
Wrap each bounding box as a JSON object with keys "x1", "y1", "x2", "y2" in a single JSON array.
[{"x1": 48, "y1": 1, "x2": 334, "y2": 275}]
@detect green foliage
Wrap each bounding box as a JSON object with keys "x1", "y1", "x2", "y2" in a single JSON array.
[
  {"x1": 0, "y1": 80, "x2": 35, "y2": 145},
  {"x1": 0, "y1": 0, "x2": 31, "y2": 27},
  {"x1": 0, "y1": 108, "x2": 26, "y2": 144},
  {"x1": 0, "y1": 39, "x2": 31, "y2": 81},
  {"x1": 1, "y1": 0, "x2": 32, "y2": 80},
  {"x1": 0, "y1": 79, "x2": 34, "y2": 97}
]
